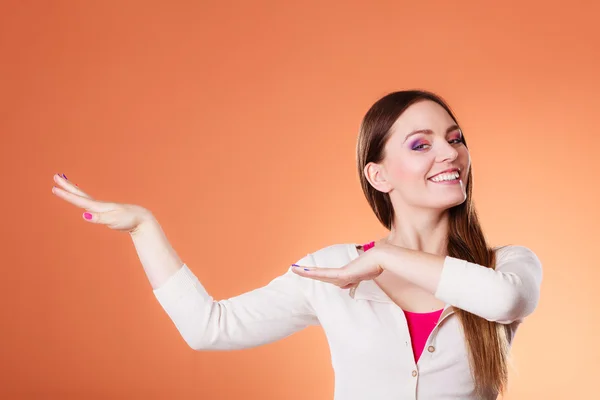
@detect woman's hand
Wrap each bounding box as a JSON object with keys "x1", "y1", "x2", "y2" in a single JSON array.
[
  {"x1": 51, "y1": 173, "x2": 154, "y2": 233},
  {"x1": 291, "y1": 247, "x2": 385, "y2": 290},
  {"x1": 51, "y1": 173, "x2": 184, "y2": 288}
]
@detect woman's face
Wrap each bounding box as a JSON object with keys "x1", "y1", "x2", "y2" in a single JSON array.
[{"x1": 371, "y1": 99, "x2": 470, "y2": 212}]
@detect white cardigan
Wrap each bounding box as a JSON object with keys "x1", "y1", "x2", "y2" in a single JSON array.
[{"x1": 153, "y1": 243, "x2": 542, "y2": 400}]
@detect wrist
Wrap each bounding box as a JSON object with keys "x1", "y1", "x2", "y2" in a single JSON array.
[
  {"x1": 373, "y1": 242, "x2": 406, "y2": 272},
  {"x1": 130, "y1": 208, "x2": 158, "y2": 236}
]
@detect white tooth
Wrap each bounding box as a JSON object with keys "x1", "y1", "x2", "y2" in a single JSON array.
[{"x1": 431, "y1": 171, "x2": 459, "y2": 182}]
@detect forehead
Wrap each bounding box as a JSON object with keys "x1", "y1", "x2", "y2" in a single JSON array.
[{"x1": 389, "y1": 100, "x2": 457, "y2": 137}]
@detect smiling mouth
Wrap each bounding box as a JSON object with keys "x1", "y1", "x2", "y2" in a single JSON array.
[{"x1": 428, "y1": 170, "x2": 461, "y2": 183}]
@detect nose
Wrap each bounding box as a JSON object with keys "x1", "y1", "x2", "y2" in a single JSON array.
[{"x1": 436, "y1": 141, "x2": 459, "y2": 163}]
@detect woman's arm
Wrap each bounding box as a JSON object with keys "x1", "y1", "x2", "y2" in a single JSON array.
[
  {"x1": 377, "y1": 244, "x2": 543, "y2": 323},
  {"x1": 292, "y1": 242, "x2": 542, "y2": 324},
  {"x1": 52, "y1": 174, "x2": 318, "y2": 351},
  {"x1": 133, "y1": 221, "x2": 319, "y2": 351},
  {"x1": 153, "y1": 261, "x2": 319, "y2": 350},
  {"x1": 130, "y1": 215, "x2": 185, "y2": 289}
]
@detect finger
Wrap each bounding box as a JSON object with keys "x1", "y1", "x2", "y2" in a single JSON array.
[
  {"x1": 81, "y1": 210, "x2": 118, "y2": 225},
  {"x1": 52, "y1": 186, "x2": 113, "y2": 212},
  {"x1": 291, "y1": 271, "x2": 342, "y2": 285},
  {"x1": 82, "y1": 211, "x2": 98, "y2": 223},
  {"x1": 291, "y1": 266, "x2": 346, "y2": 284},
  {"x1": 54, "y1": 174, "x2": 92, "y2": 198},
  {"x1": 294, "y1": 266, "x2": 344, "y2": 280}
]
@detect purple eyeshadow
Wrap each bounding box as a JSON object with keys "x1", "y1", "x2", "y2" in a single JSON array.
[{"x1": 411, "y1": 139, "x2": 427, "y2": 150}]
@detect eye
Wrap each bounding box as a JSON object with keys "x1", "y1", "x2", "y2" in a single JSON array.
[
  {"x1": 448, "y1": 131, "x2": 464, "y2": 145},
  {"x1": 412, "y1": 143, "x2": 431, "y2": 151}
]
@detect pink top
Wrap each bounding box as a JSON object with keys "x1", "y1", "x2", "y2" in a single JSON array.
[{"x1": 362, "y1": 241, "x2": 444, "y2": 363}]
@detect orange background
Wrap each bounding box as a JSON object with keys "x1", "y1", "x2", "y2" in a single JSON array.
[{"x1": 1, "y1": 1, "x2": 598, "y2": 399}]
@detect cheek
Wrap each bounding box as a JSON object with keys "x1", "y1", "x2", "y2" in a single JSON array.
[
  {"x1": 458, "y1": 147, "x2": 471, "y2": 170},
  {"x1": 458, "y1": 145, "x2": 470, "y2": 161},
  {"x1": 387, "y1": 157, "x2": 431, "y2": 184}
]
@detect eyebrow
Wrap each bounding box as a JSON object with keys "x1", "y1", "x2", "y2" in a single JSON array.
[{"x1": 403, "y1": 124, "x2": 461, "y2": 143}]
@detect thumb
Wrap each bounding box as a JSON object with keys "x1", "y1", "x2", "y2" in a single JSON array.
[
  {"x1": 81, "y1": 211, "x2": 114, "y2": 225},
  {"x1": 82, "y1": 212, "x2": 97, "y2": 222},
  {"x1": 340, "y1": 282, "x2": 358, "y2": 290}
]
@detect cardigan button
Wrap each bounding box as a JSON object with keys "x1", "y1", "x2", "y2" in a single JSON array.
[
  {"x1": 411, "y1": 370, "x2": 418, "y2": 377},
  {"x1": 428, "y1": 346, "x2": 435, "y2": 353}
]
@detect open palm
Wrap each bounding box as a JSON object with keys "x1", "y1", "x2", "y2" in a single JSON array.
[{"x1": 51, "y1": 173, "x2": 152, "y2": 232}]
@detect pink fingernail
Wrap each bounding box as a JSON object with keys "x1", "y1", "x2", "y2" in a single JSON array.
[{"x1": 83, "y1": 212, "x2": 92, "y2": 220}]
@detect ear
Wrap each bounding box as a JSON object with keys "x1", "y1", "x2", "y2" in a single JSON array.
[{"x1": 364, "y1": 162, "x2": 393, "y2": 193}]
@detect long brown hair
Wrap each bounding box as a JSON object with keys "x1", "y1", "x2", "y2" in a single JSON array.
[{"x1": 357, "y1": 90, "x2": 510, "y2": 396}]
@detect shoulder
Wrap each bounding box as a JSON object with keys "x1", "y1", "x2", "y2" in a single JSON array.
[{"x1": 294, "y1": 243, "x2": 358, "y2": 268}]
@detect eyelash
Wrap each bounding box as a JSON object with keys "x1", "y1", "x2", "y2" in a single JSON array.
[{"x1": 412, "y1": 138, "x2": 463, "y2": 151}]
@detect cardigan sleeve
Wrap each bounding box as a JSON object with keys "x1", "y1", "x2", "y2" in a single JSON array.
[
  {"x1": 434, "y1": 245, "x2": 542, "y2": 324},
  {"x1": 152, "y1": 254, "x2": 319, "y2": 350}
]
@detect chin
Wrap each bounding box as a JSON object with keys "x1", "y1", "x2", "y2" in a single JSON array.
[{"x1": 429, "y1": 194, "x2": 467, "y2": 210}]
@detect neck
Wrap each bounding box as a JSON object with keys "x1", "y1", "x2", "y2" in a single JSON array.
[{"x1": 385, "y1": 206, "x2": 450, "y2": 256}]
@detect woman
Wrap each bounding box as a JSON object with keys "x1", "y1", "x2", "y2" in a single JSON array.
[{"x1": 52, "y1": 90, "x2": 542, "y2": 399}]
